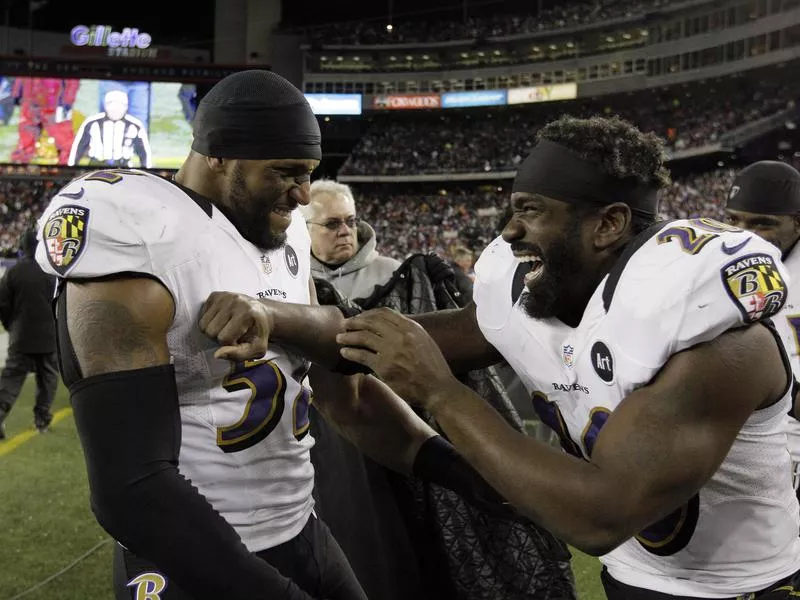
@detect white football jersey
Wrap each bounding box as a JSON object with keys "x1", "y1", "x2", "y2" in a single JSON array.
[
  {"x1": 474, "y1": 218, "x2": 800, "y2": 597},
  {"x1": 35, "y1": 169, "x2": 315, "y2": 552},
  {"x1": 770, "y1": 244, "x2": 800, "y2": 489}
]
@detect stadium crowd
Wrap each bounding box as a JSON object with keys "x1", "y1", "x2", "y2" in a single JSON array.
[
  {"x1": 357, "y1": 168, "x2": 736, "y2": 259},
  {"x1": 0, "y1": 166, "x2": 776, "y2": 261},
  {"x1": 341, "y1": 79, "x2": 799, "y2": 175},
  {"x1": 300, "y1": 0, "x2": 678, "y2": 45}
]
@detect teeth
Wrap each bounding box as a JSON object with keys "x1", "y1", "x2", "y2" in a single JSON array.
[
  {"x1": 524, "y1": 264, "x2": 544, "y2": 284},
  {"x1": 516, "y1": 255, "x2": 541, "y2": 264}
]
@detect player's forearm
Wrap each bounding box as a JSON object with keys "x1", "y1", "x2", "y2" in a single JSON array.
[
  {"x1": 427, "y1": 380, "x2": 630, "y2": 555},
  {"x1": 412, "y1": 307, "x2": 502, "y2": 373},
  {"x1": 263, "y1": 300, "x2": 346, "y2": 369},
  {"x1": 310, "y1": 368, "x2": 436, "y2": 475}
]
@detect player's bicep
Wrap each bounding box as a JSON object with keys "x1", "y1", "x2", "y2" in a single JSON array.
[
  {"x1": 590, "y1": 324, "x2": 787, "y2": 532},
  {"x1": 66, "y1": 277, "x2": 174, "y2": 377}
]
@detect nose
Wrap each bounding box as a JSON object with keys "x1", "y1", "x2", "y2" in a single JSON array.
[
  {"x1": 289, "y1": 181, "x2": 311, "y2": 206},
  {"x1": 502, "y1": 217, "x2": 524, "y2": 244}
]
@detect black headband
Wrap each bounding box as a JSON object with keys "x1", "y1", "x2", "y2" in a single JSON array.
[
  {"x1": 512, "y1": 139, "x2": 660, "y2": 217},
  {"x1": 727, "y1": 161, "x2": 800, "y2": 216}
]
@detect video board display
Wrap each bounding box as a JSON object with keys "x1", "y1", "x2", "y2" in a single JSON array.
[{"x1": 0, "y1": 76, "x2": 196, "y2": 169}]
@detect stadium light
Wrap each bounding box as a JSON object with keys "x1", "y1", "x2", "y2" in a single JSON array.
[{"x1": 386, "y1": 23, "x2": 393, "y2": 31}]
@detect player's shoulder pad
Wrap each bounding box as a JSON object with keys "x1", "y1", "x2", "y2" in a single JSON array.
[
  {"x1": 474, "y1": 235, "x2": 513, "y2": 286},
  {"x1": 35, "y1": 169, "x2": 193, "y2": 280},
  {"x1": 473, "y1": 235, "x2": 520, "y2": 330},
  {"x1": 606, "y1": 217, "x2": 789, "y2": 361}
]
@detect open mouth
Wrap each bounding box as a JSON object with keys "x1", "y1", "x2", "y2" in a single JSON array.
[{"x1": 516, "y1": 255, "x2": 544, "y2": 285}]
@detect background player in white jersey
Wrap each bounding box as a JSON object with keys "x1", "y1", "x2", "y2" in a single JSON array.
[
  {"x1": 724, "y1": 160, "x2": 800, "y2": 500},
  {"x1": 34, "y1": 70, "x2": 436, "y2": 600},
  {"x1": 208, "y1": 116, "x2": 800, "y2": 600}
]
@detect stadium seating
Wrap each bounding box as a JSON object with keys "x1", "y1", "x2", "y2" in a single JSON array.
[{"x1": 296, "y1": 0, "x2": 679, "y2": 46}]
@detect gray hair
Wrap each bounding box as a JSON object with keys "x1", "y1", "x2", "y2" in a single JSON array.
[{"x1": 302, "y1": 179, "x2": 356, "y2": 221}]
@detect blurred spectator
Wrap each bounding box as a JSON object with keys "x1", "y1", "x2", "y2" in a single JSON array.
[
  {"x1": 304, "y1": 179, "x2": 401, "y2": 301},
  {"x1": 0, "y1": 229, "x2": 58, "y2": 439},
  {"x1": 0, "y1": 175, "x2": 73, "y2": 257},
  {"x1": 448, "y1": 245, "x2": 475, "y2": 304}
]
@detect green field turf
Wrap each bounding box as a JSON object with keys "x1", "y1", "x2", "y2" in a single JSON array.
[{"x1": 0, "y1": 377, "x2": 604, "y2": 599}]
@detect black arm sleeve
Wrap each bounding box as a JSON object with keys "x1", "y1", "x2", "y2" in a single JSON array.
[
  {"x1": 412, "y1": 435, "x2": 517, "y2": 517},
  {"x1": 69, "y1": 365, "x2": 317, "y2": 600}
]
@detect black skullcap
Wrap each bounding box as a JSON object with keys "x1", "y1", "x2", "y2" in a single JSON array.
[
  {"x1": 727, "y1": 161, "x2": 800, "y2": 215},
  {"x1": 192, "y1": 70, "x2": 321, "y2": 161}
]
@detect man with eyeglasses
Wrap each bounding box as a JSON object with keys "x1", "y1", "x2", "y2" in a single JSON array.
[
  {"x1": 300, "y1": 179, "x2": 419, "y2": 600},
  {"x1": 303, "y1": 180, "x2": 400, "y2": 301}
]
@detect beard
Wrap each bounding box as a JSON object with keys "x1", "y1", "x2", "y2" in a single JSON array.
[
  {"x1": 224, "y1": 164, "x2": 287, "y2": 251},
  {"x1": 518, "y1": 218, "x2": 585, "y2": 320}
]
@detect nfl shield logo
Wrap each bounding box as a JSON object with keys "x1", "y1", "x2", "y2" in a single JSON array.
[
  {"x1": 562, "y1": 344, "x2": 574, "y2": 368},
  {"x1": 260, "y1": 254, "x2": 272, "y2": 275},
  {"x1": 43, "y1": 204, "x2": 90, "y2": 276}
]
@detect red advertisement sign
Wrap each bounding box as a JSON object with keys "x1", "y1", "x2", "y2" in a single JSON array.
[{"x1": 372, "y1": 94, "x2": 441, "y2": 110}]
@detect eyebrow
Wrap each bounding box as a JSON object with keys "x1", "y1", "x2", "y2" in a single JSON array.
[
  {"x1": 747, "y1": 217, "x2": 782, "y2": 226},
  {"x1": 511, "y1": 195, "x2": 545, "y2": 209},
  {"x1": 268, "y1": 162, "x2": 315, "y2": 175}
]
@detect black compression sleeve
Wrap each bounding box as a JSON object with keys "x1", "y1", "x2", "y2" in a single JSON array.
[
  {"x1": 412, "y1": 435, "x2": 516, "y2": 517},
  {"x1": 70, "y1": 365, "x2": 316, "y2": 600}
]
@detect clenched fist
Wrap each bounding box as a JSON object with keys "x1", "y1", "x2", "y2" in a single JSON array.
[{"x1": 199, "y1": 292, "x2": 273, "y2": 361}]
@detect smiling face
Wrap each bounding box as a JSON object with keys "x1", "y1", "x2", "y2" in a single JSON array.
[
  {"x1": 724, "y1": 208, "x2": 800, "y2": 256},
  {"x1": 220, "y1": 158, "x2": 318, "y2": 250},
  {"x1": 501, "y1": 193, "x2": 591, "y2": 320}
]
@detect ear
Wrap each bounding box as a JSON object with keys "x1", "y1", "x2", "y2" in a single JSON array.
[
  {"x1": 205, "y1": 156, "x2": 227, "y2": 174},
  {"x1": 592, "y1": 203, "x2": 632, "y2": 251}
]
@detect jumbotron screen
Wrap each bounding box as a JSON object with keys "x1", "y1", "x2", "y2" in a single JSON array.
[{"x1": 0, "y1": 76, "x2": 196, "y2": 169}]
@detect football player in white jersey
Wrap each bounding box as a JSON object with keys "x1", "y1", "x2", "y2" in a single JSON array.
[
  {"x1": 217, "y1": 116, "x2": 800, "y2": 600},
  {"x1": 35, "y1": 70, "x2": 437, "y2": 600},
  {"x1": 724, "y1": 160, "x2": 800, "y2": 502}
]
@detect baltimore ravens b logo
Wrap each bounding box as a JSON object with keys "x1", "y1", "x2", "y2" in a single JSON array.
[
  {"x1": 43, "y1": 204, "x2": 90, "y2": 276},
  {"x1": 127, "y1": 572, "x2": 167, "y2": 600},
  {"x1": 721, "y1": 252, "x2": 787, "y2": 322}
]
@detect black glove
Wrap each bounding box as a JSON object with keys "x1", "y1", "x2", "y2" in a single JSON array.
[{"x1": 312, "y1": 278, "x2": 369, "y2": 375}]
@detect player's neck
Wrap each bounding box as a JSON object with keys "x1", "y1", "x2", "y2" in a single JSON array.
[{"x1": 555, "y1": 258, "x2": 616, "y2": 327}]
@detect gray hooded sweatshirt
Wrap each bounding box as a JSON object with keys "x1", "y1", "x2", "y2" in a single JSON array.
[{"x1": 310, "y1": 221, "x2": 401, "y2": 301}]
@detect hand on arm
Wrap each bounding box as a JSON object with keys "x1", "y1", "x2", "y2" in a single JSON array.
[{"x1": 337, "y1": 313, "x2": 786, "y2": 556}]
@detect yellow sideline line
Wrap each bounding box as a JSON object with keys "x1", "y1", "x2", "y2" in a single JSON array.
[{"x1": 0, "y1": 407, "x2": 73, "y2": 457}]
